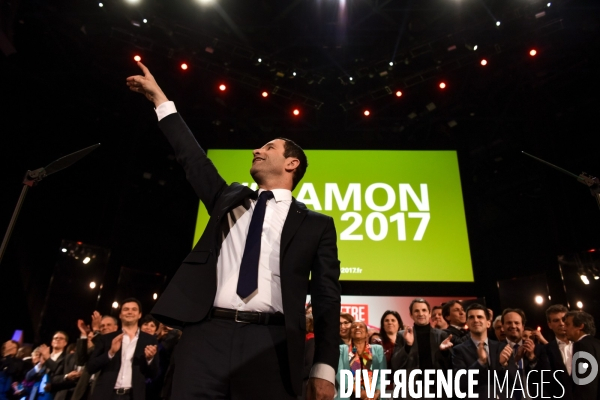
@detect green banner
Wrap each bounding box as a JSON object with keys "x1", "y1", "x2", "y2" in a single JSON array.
[{"x1": 194, "y1": 150, "x2": 473, "y2": 282}]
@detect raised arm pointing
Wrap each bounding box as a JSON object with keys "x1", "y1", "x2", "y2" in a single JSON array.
[{"x1": 126, "y1": 62, "x2": 169, "y2": 107}]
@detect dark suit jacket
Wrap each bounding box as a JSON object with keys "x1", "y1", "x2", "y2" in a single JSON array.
[
  {"x1": 572, "y1": 335, "x2": 600, "y2": 400},
  {"x1": 86, "y1": 331, "x2": 159, "y2": 400},
  {"x1": 545, "y1": 339, "x2": 573, "y2": 400},
  {"x1": 49, "y1": 352, "x2": 79, "y2": 400},
  {"x1": 150, "y1": 112, "x2": 342, "y2": 396},
  {"x1": 452, "y1": 338, "x2": 517, "y2": 399},
  {"x1": 445, "y1": 325, "x2": 470, "y2": 346},
  {"x1": 391, "y1": 327, "x2": 451, "y2": 372},
  {"x1": 503, "y1": 339, "x2": 551, "y2": 397}
]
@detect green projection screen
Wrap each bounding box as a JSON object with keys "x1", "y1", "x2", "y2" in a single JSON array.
[{"x1": 193, "y1": 150, "x2": 473, "y2": 282}]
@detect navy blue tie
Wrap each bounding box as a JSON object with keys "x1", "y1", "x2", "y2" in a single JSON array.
[{"x1": 236, "y1": 190, "x2": 274, "y2": 298}]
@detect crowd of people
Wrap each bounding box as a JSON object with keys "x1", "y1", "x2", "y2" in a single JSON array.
[{"x1": 1, "y1": 298, "x2": 598, "y2": 400}]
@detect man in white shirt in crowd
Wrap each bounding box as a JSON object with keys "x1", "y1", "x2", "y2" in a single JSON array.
[
  {"x1": 87, "y1": 298, "x2": 158, "y2": 400},
  {"x1": 544, "y1": 304, "x2": 573, "y2": 400}
]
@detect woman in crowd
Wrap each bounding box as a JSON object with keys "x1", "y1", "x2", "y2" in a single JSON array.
[
  {"x1": 379, "y1": 310, "x2": 403, "y2": 365},
  {"x1": 336, "y1": 321, "x2": 386, "y2": 400},
  {"x1": 339, "y1": 312, "x2": 354, "y2": 346}
]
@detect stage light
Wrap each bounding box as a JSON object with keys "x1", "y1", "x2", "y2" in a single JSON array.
[
  {"x1": 258, "y1": 58, "x2": 262, "y2": 63},
  {"x1": 153, "y1": 293, "x2": 158, "y2": 300},
  {"x1": 349, "y1": 77, "x2": 353, "y2": 81},
  {"x1": 61, "y1": 248, "x2": 67, "y2": 253},
  {"x1": 99, "y1": 2, "x2": 103, "y2": 6},
  {"x1": 219, "y1": 84, "x2": 226, "y2": 91},
  {"x1": 547, "y1": 2, "x2": 551, "y2": 6},
  {"x1": 112, "y1": 301, "x2": 119, "y2": 309},
  {"x1": 529, "y1": 49, "x2": 537, "y2": 57},
  {"x1": 581, "y1": 274, "x2": 590, "y2": 285},
  {"x1": 395, "y1": 90, "x2": 403, "y2": 97},
  {"x1": 496, "y1": 21, "x2": 501, "y2": 27},
  {"x1": 595, "y1": 275, "x2": 600, "y2": 280},
  {"x1": 439, "y1": 82, "x2": 447, "y2": 89},
  {"x1": 473, "y1": 45, "x2": 478, "y2": 51},
  {"x1": 261, "y1": 91, "x2": 268, "y2": 98},
  {"x1": 363, "y1": 110, "x2": 370, "y2": 117},
  {"x1": 125, "y1": 0, "x2": 140, "y2": 4},
  {"x1": 181, "y1": 63, "x2": 188, "y2": 70},
  {"x1": 576, "y1": 301, "x2": 583, "y2": 309},
  {"x1": 292, "y1": 72, "x2": 297, "y2": 76},
  {"x1": 535, "y1": 295, "x2": 544, "y2": 305},
  {"x1": 89, "y1": 282, "x2": 96, "y2": 289},
  {"x1": 134, "y1": 55, "x2": 141, "y2": 62},
  {"x1": 143, "y1": 19, "x2": 147, "y2": 23},
  {"x1": 480, "y1": 59, "x2": 488, "y2": 66},
  {"x1": 389, "y1": 61, "x2": 394, "y2": 66},
  {"x1": 292, "y1": 109, "x2": 300, "y2": 116},
  {"x1": 83, "y1": 257, "x2": 91, "y2": 264}
]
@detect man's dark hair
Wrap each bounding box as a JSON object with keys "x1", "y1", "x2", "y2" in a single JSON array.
[
  {"x1": 121, "y1": 298, "x2": 143, "y2": 314},
  {"x1": 523, "y1": 326, "x2": 535, "y2": 332},
  {"x1": 379, "y1": 310, "x2": 403, "y2": 345},
  {"x1": 566, "y1": 311, "x2": 596, "y2": 336},
  {"x1": 545, "y1": 304, "x2": 568, "y2": 322},
  {"x1": 501, "y1": 308, "x2": 527, "y2": 326},
  {"x1": 466, "y1": 303, "x2": 491, "y2": 320},
  {"x1": 442, "y1": 300, "x2": 462, "y2": 322},
  {"x1": 409, "y1": 298, "x2": 431, "y2": 314},
  {"x1": 140, "y1": 314, "x2": 159, "y2": 328},
  {"x1": 432, "y1": 305, "x2": 443, "y2": 314},
  {"x1": 277, "y1": 138, "x2": 308, "y2": 191}
]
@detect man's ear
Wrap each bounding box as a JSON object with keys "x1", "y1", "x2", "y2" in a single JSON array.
[{"x1": 285, "y1": 157, "x2": 300, "y2": 172}]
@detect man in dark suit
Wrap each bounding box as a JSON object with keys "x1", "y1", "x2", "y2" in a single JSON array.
[
  {"x1": 442, "y1": 300, "x2": 469, "y2": 346},
  {"x1": 544, "y1": 304, "x2": 573, "y2": 400},
  {"x1": 565, "y1": 310, "x2": 600, "y2": 400},
  {"x1": 501, "y1": 308, "x2": 550, "y2": 398},
  {"x1": 87, "y1": 298, "x2": 158, "y2": 400},
  {"x1": 391, "y1": 298, "x2": 453, "y2": 398},
  {"x1": 126, "y1": 62, "x2": 341, "y2": 400},
  {"x1": 452, "y1": 303, "x2": 516, "y2": 399}
]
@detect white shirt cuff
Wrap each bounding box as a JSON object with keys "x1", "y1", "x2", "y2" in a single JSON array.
[
  {"x1": 309, "y1": 363, "x2": 335, "y2": 385},
  {"x1": 155, "y1": 101, "x2": 177, "y2": 121}
]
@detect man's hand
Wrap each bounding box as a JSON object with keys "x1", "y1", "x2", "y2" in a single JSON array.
[
  {"x1": 109, "y1": 333, "x2": 124, "y2": 357},
  {"x1": 477, "y1": 341, "x2": 488, "y2": 365},
  {"x1": 533, "y1": 330, "x2": 548, "y2": 345},
  {"x1": 91, "y1": 311, "x2": 102, "y2": 332},
  {"x1": 439, "y1": 335, "x2": 453, "y2": 351},
  {"x1": 522, "y1": 339, "x2": 536, "y2": 361},
  {"x1": 403, "y1": 326, "x2": 414, "y2": 346},
  {"x1": 306, "y1": 377, "x2": 335, "y2": 400},
  {"x1": 499, "y1": 343, "x2": 513, "y2": 366},
  {"x1": 126, "y1": 62, "x2": 169, "y2": 108},
  {"x1": 144, "y1": 345, "x2": 157, "y2": 361},
  {"x1": 77, "y1": 319, "x2": 90, "y2": 336},
  {"x1": 66, "y1": 370, "x2": 81, "y2": 380},
  {"x1": 39, "y1": 344, "x2": 51, "y2": 361}
]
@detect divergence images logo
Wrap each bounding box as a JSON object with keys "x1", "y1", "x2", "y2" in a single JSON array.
[{"x1": 572, "y1": 351, "x2": 599, "y2": 386}]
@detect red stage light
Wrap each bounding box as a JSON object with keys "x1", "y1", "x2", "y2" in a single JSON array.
[
  {"x1": 480, "y1": 59, "x2": 488, "y2": 66},
  {"x1": 261, "y1": 91, "x2": 268, "y2": 98},
  {"x1": 395, "y1": 90, "x2": 403, "y2": 97},
  {"x1": 219, "y1": 84, "x2": 226, "y2": 91},
  {"x1": 292, "y1": 109, "x2": 300, "y2": 116},
  {"x1": 134, "y1": 55, "x2": 141, "y2": 62},
  {"x1": 181, "y1": 63, "x2": 188, "y2": 70},
  {"x1": 439, "y1": 82, "x2": 447, "y2": 89},
  {"x1": 364, "y1": 110, "x2": 370, "y2": 117},
  {"x1": 529, "y1": 49, "x2": 537, "y2": 57}
]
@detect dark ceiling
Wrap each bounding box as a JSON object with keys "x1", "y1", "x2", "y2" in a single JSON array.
[{"x1": 1, "y1": 0, "x2": 600, "y2": 341}]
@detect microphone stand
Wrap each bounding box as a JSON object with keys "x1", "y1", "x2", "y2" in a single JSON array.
[
  {"x1": 0, "y1": 143, "x2": 101, "y2": 265},
  {"x1": 522, "y1": 151, "x2": 600, "y2": 210}
]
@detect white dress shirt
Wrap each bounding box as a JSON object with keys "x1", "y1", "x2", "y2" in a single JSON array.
[
  {"x1": 110, "y1": 329, "x2": 140, "y2": 389},
  {"x1": 556, "y1": 338, "x2": 573, "y2": 375}
]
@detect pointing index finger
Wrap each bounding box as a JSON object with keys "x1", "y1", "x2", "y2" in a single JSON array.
[{"x1": 137, "y1": 61, "x2": 151, "y2": 76}]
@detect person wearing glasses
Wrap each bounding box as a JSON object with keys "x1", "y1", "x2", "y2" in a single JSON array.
[{"x1": 336, "y1": 321, "x2": 386, "y2": 400}]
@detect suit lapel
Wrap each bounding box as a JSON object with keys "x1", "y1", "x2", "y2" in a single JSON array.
[
  {"x1": 430, "y1": 329, "x2": 439, "y2": 365},
  {"x1": 549, "y1": 340, "x2": 566, "y2": 369},
  {"x1": 280, "y1": 199, "x2": 308, "y2": 256},
  {"x1": 488, "y1": 340, "x2": 497, "y2": 368}
]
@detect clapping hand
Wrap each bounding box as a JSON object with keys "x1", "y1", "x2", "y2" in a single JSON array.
[
  {"x1": 109, "y1": 333, "x2": 124, "y2": 357},
  {"x1": 439, "y1": 335, "x2": 453, "y2": 351},
  {"x1": 403, "y1": 326, "x2": 414, "y2": 346},
  {"x1": 499, "y1": 343, "x2": 513, "y2": 366},
  {"x1": 144, "y1": 345, "x2": 157, "y2": 361}
]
